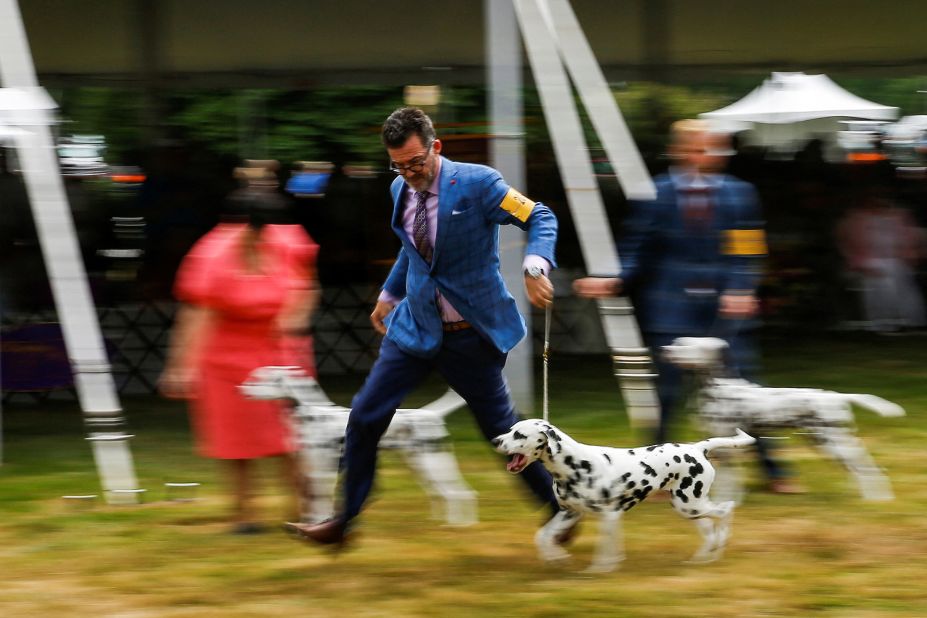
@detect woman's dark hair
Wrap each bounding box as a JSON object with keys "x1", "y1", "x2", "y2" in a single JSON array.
[
  {"x1": 222, "y1": 189, "x2": 293, "y2": 228},
  {"x1": 381, "y1": 107, "x2": 436, "y2": 149}
]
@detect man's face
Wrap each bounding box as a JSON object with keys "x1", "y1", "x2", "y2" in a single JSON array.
[
  {"x1": 673, "y1": 131, "x2": 727, "y2": 175},
  {"x1": 387, "y1": 135, "x2": 441, "y2": 193}
]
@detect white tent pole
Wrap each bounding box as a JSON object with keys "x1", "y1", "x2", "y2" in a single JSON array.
[
  {"x1": 542, "y1": 0, "x2": 656, "y2": 201},
  {"x1": 0, "y1": 0, "x2": 140, "y2": 503},
  {"x1": 513, "y1": 0, "x2": 659, "y2": 429},
  {"x1": 486, "y1": 0, "x2": 534, "y2": 413}
]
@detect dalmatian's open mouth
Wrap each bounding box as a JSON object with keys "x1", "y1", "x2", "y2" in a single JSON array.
[{"x1": 506, "y1": 453, "x2": 528, "y2": 474}]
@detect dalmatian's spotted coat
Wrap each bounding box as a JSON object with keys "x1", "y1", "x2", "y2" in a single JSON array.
[
  {"x1": 492, "y1": 419, "x2": 755, "y2": 572},
  {"x1": 662, "y1": 337, "x2": 906, "y2": 501},
  {"x1": 240, "y1": 366, "x2": 477, "y2": 526}
]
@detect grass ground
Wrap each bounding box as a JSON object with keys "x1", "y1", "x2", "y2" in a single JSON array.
[{"x1": 1, "y1": 332, "x2": 926, "y2": 617}]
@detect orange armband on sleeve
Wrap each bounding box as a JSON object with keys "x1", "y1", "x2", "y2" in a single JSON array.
[
  {"x1": 723, "y1": 229, "x2": 767, "y2": 256},
  {"x1": 498, "y1": 187, "x2": 536, "y2": 223}
]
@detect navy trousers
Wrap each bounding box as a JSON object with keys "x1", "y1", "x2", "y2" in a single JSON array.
[{"x1": 340, "y1": 328, "x2": 558, "y2": 522}]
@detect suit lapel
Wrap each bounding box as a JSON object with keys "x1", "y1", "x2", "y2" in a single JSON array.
[
  {"x1": 390, "y1": 181, "x2": 407, "y2": 236},
  {"x1": 432, "y1": 157, "x2": 457, "y2": 267}
]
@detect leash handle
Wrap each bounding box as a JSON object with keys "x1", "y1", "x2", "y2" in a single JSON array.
[{"x1": 542, "y1": 303, "x2": 551, "y2": 422}]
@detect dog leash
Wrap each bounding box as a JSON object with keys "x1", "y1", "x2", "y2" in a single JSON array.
[{"x1": 543, "y1": 303, "x2": 551, "y2": 422}]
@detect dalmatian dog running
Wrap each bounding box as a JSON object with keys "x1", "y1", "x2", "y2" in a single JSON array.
[
  {"x1": 492, "y1": 419, "x2": 755, "y2": 573},
  {"x1": 240, "y1": 366, "x2": 477, "y2": 526},
  {"x1": 662, "y1": 337, "x2": 905, "y2": 501}
]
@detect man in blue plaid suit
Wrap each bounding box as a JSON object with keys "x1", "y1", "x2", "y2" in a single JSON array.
[
  {"x1": 291, "y1": 107, "x2": 565, "y2": 546},
  {"x1": 575, "y1": 120, "x2": 797, "y2": 492}
]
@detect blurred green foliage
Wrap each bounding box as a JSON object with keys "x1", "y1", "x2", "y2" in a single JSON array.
[{"x1": 52, "y1": 76, "x2": 925, "y2": 169}]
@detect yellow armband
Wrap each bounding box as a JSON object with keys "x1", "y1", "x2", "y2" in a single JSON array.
[
  {"x1": 499, "y1": 187, "x2": 536, "y2": 223},
  {"x1": 723, "y1": 229, "x2": 767, "y2": 256}
]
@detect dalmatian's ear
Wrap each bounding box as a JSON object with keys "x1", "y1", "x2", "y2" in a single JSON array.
[{"x1": 545, "y1": 428, "x2": 560, "y2": 441}]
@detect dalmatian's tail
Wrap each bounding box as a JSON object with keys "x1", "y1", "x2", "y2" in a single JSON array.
[
  {"x1": 845, "y1": 394, "x2": 905, "y2": 417},
  {"x1": 695, "y1": 428, "x2": 756, "y2": 452}
]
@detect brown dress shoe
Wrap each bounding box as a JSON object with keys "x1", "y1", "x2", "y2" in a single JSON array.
[{"x1": 285, "y1": 518, "x2": 349, "y2": 546}]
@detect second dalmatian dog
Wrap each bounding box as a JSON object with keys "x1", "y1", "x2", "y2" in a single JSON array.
[
  {"x1": 492, "y1": 419, "x2": 754, "y2": 573},
  {"x1": 662, "y1": 337, "x2": 905, "y2": 501},
  {"x1": 240, "y1": 366, "x2": 477, "y2": 527}
]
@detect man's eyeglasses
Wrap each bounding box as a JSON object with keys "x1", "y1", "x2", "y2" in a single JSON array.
[{"x1": 389, "y1": 142, "x2": 434, "y2": 175}]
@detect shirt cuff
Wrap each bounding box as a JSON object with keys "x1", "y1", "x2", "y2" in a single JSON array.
[
  {"x1": 522, "y1": 255, "x2": 552, "y2": 276},
  {"x1": 378, "y1": 289, "x2": 401, "y2": 305}
]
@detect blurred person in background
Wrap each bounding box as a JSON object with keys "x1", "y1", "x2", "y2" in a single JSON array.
[
  {"x1": 574, "y1": 119, "x2": 800, "y2": 494},
  {"x1": 289, "y1": 106, "x2": 562, "y2": 546},
  {"x1": 159, "y1": 182, "x2": 320, "y2": 534},
  {"x1": 837, "y1": 180, "x2": 926, "y2": 334}
]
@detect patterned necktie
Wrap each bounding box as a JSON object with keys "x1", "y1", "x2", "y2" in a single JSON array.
[
  {"x1": 681, "y1": 185, "x2": 713, "y2": 230},
  {"x1": 413, "y1": 190, "x2": 433, "y2": 262}
]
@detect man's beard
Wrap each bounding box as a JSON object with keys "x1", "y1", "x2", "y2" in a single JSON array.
[{"x1": 406, "y1": 165, "x2": 435, "y2": 192}]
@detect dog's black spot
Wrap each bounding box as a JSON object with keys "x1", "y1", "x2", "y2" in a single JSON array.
[
  {"x1": 564, "y1": 455, "x2": 574, "y2": 468},
  {"x1": 689, "y1": 462, "x2": 705, "y2": 477},
  {"x1": 621, "y1": 472, "x2": 631, "y2": 482},
  {"x1": 660, "y1": 475, "x2": 672, "y2": 489},
  {"x1": 626, "y1": 480, "x2": 636, "y2": 489},
  {"x1": 580, "y1": 460, "x2": 592, "y2": 472},
  {"x1": 665, "y1": 462, "x2": 670, "y2": 467},
  {"x1": 641, "y1": 479, "x2": 650, "y2": 486},
  {"x1": 601, "y1": 488, "x2": 610, "y2": 499},
  {"x1": 673, "y1": 443, "x2": 680, "y2": 447},
  {"x1": 602, "y1": 453, "x2": 611, "y2": 463},
  {"x1": 673, "y1": 455, "x2": 682, "y2": 463},
  {"x1": 639, "y1": 462, "x2": 658, "y2": 478},
  {"x1": 683, "y1": 454, "x2": 695, "y2": 464},
  {"x1": 679, "y1": 476, "x2": 693, "y2": 490},
  {"x1": 545, "y1": 429, "x2": 561, "y2": 442},
  {"x1": 628, "y1": 449, "x2": 635, "y2": 456},
  {"x1": 674, "y1": 489, "x2": 689, "y2": 503},
  {"x1": 646, "y1": 445, "x2": 658, "y2": 452},
  {"x1": 693, "y1": 481, "x2": 704, "y2": 498},
  {"x1": 513, "y1": 431, "x2": 527, "y2": 441}
]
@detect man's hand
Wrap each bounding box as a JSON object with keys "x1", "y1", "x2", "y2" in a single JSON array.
[
  {"x1": 525, "y1": 273, "x2": 554, "y2": 308},
  {"x1": 370, "y1": 300, "x2": 395, "y2": 335},
  {"x1": 719, "y1": 293, "x2": 758, "y2": 319},
  {"x1": 572, "y1": 277, "x2": 623, "y2": 298}
]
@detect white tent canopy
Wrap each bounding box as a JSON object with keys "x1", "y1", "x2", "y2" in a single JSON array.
[
  {"x1": 702, "y1": 72, "x2": 898, "y2": 124},
  {"x1": 701, "y1": 72, "x2": 899, "y2": 157}
]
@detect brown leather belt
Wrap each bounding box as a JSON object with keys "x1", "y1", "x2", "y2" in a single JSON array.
[{"x1": 442, "y1": 321, "x2": 472, "y2": 332}]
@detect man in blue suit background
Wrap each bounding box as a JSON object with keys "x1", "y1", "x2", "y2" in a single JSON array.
[
  {"x1": 574, "y1": 119, "x2": 798, "y2": 493},
  {"x1": 292, "y1": 107, "x2": 564, "y2": 545}
]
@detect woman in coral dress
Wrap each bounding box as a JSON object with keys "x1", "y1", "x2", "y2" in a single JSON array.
[{"x1": 160, "y1": 189, "x2": 319, "y2": 533}]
